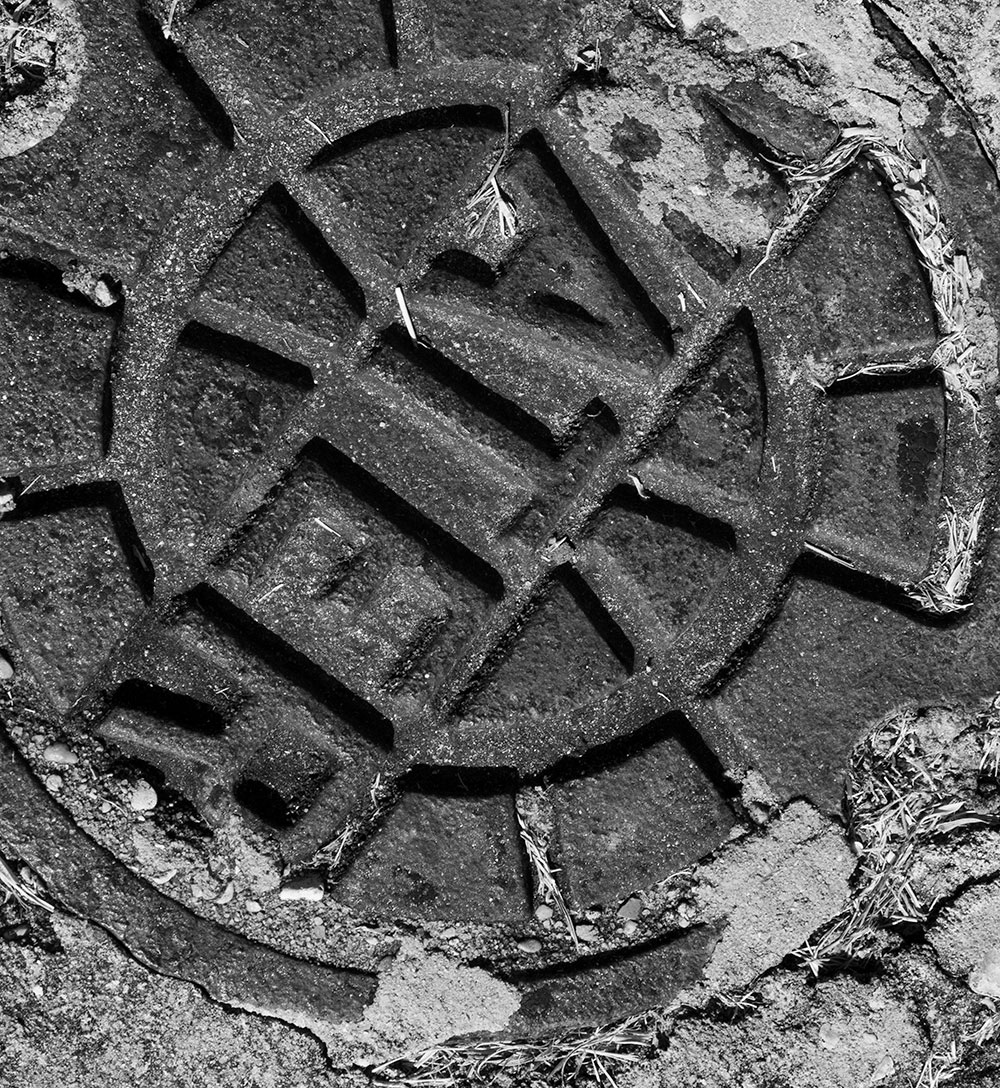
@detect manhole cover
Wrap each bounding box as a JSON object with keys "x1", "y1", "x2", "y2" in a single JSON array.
[{"x1": 3, "y1": 0, "x2": 1000, "y2": 1075}]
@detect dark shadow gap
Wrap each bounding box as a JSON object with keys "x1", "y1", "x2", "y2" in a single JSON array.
[
  {"x1": 605, "y1": 483, "x2": 738, "y2": 552},
  {"x1": 112, "y1": 679, "x2": 226, "y2": 735},
  {"x1": 309, "y1": 104, "x2": 502, "y2": 172},
  {"x1": 381, "y1": 325, "x2": 558, "y2": 456},
  {"x1": 303, "y1": 436, "x2": 504, "y2": 599},
  {"x1": 270, "y1": 182, "x2": 368, "y2": 318},
  {"x1": 793, "y1": 551, "x2": 967, "y2": 629},
  {"x1": 379, "y1": 0, "x2": 399, "y2": 68},
  {"x1": 544, "y1": 709, "x2": 738, "y2": 802},
  {"x1": 401, "y1": 763, "x2": 519, "y2": 797},
  {"x1": 555, "y1": 564, "x2": 634, "y2": 674},
  {"x1": 136, "y1": 8, "x2": 235, "y2": 147},
  {"x1": 429, "y1": 248, "x2": 498, "y2": 287},
  {"x1": 181, "y1": 320, "x2": 316, "y2": 389},
  {"x1": 233, "y1": 776, "x2": 294, "y2": 829},
  {"x1": 189, "y1": 581, "x2": 395, "y2": 750},
  {"x1": 529, "y1": 290, "x2": 606, "y2": 327}
]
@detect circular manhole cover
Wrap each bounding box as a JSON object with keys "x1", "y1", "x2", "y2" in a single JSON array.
[{"x1": 2, "y1": 0, "x2": 1000, "y2": 1069}]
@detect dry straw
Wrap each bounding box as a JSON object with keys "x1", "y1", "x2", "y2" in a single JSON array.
[
  {"x1": 515, "y1": 786, "x2": 577, "y2": 946},
  {"x1": 795, "y1": 708, "x2": 993, "y2": 975},
  {"x1": 908, "y1": 499, "x2": 985, "y2": 614},
  {"x1": 467, "y1": 105, "x2": 517, "y2": 240},
  {"x1": 371, "y1": 1009, "x2": 656, "y2": 1087},
  {"x1": 0, "y1": 854, "x2": 53, "y2": 913}
]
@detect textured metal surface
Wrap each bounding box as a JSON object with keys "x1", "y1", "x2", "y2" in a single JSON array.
[{"x1": 2, "y1": 0, "x2": 1000, "y2": 1038}]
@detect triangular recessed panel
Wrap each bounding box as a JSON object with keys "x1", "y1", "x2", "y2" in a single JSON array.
[
  {"x1": 463, "y1": 570, "x2": 632, "y2": 725},
  {"x1": 202, "y1": 190, "x2": 363, "y2": 343}
]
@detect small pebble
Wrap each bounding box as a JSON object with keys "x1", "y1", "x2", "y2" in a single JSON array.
[
  {"x1": 0, "y1": 654, "x2": 13, "y2": 680},
  {"x1": 971, "y1": 948, "x2": 1000, "y2": 998},
  {"x1": 245, "y1": 899, "x2": 262, "y2": 914},
  {"x1": 43, "y1": 742, "x2": 78, "y2": 766},
  {"x1": 818, "y1": 1021, "x2": 842, "y2": 1050},
  {"x1": 575, "y1": 924, "x2": 599, "y2": 944},
  {"x1": 517, "y1": 938, "x2": 543, "y2": 954},
  {"x1": 215, "y1": 882, "x2": 235, "y2": 906},
  {"x1": 622, "y1": 920, "x2": 638, "y2": 937},
  {"x1": 534, "y1": 904, "x2": 554, "y2": 922},
  {"x1": 100, "y1": 802, "x2": 112, "y2": 814},
  {"x1": 129, "y1": 781, "x2": 158, "y2": 812},
  {"x1": 871, "y1": 1056, "x2": 895, "y2": 1083},
  {"x1": 617, "y1": 896, "x2": 643, "y2": 921},
  {"x1": 44, "y1": 774, "x2": 63, "y2": 792}
]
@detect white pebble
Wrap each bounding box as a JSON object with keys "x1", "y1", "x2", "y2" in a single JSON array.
[
  {"x1": 575, "y1": 924, "x2": 599, "y2": 944},
  {"x1": 245, "y1": 899, "x2": 262, "y2": 914},
  {"x1": 129, "y1": 781, "x2": 158, "y2": 812},
  {"x1": 44, "y1": 774, "x2": 63, "y2": 792},
  {"x1": 279, "y1": 879, "x2": 324, "y2": 903},
  {"x1": 0, "y1": 655, "x2": 13, "y2": 680},
  {"x1": 971, "y1": 948, "x2": 1000, "y2": 998},
  {"x1": 534, "y1": 904, "x2": 554, "y2": 922},
  {"x1": 43, "y1": 743, "x2": 78, "y2": 766},
  {"x1": 517, "y1": 938, "x2": 542, "y2": 954}
]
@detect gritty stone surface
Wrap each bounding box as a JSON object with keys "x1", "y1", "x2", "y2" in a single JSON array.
[
  {"x1": 0, "y1": 914, "x2": 340, "y2": 1088},
  {"x1": 691, "y1": 801, "x2": 854, "y2": 991},
  {"x1": 346, "y1": 937, "x2": 521, "y2": 1063},
  {"x1": 933, "y1": 884, "x2": 1000, "y2": 990},
  {"x1": 650, "y1": 974, "x2": 926, "y2": 1088}
]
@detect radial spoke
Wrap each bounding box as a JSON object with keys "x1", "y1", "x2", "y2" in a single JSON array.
[
  {"x1": 537, "y1": 111, "x2": 721, "y2": 333},
  {"x1": 410, "y1": 294, "x2": 645, "y2": 438}
]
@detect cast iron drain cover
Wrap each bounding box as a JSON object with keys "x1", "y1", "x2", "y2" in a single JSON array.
[{"x1": 3, "y1": 0, "x2": 1000, "y2": 1048}]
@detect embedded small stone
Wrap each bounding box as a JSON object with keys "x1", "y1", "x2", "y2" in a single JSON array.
[
  {"x1": 43, "y1": 742, "x2": 78, "y2": 766},
  {"x1": 129, "y1": 781, "x2": 158, "y2": 812},
  {"x1": 575, "y1": 924, "x2": 599, "y2": 943},
  {"x1": 622, "y1": 920, "x2": 638, "y2": 937},
  {"x1": 245, "y1": 899, "x2": 263, "y2": 914},
  {"x1": 617, "y1": 896, "x2": 643, "y2": 921},
  {"x1": 970, "y1": 947, "x2": 1000, "y2": 998},
  {"x1": 44, "y1": 774, "x2": 63, "y2": 792},
  {"x1": 0, "y1": 654, "x2": 14, "y2": 680},
  {"x1": 517, "y1": 938, "x2": 543, "y2": 953},
  {"x1": 534, "y1": 903, "x2": 554, "y2": 922},
  {"x1": 278, "y1": 878, "x2": 324, "y2": 902}
]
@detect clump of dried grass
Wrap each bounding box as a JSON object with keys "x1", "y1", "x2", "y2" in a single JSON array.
[
  {"x1": 795, "y1": 708, "x2": 993, "y2": 975},
  {"x1": 907, "y1": 499, "x2": 986, "y2": 614},
  {"x1": 0, "y1": 854, "x2": 53, "y2": 913},
  {"x1": 913, "y1": 1042, "x2": 962, "y2": 1088},
  {"x1": 1, "y1": 0, "x2": 54, "y2": 91},
  {"x1": 516, "y1": 786, "x2": 577, "y2": 946},
  {"x1": 467, "y1": 105, "x2": 517, "y2": 240},
  {"x1": 371, "y1": 1010, "x2": 657, "y2": 1087}
]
